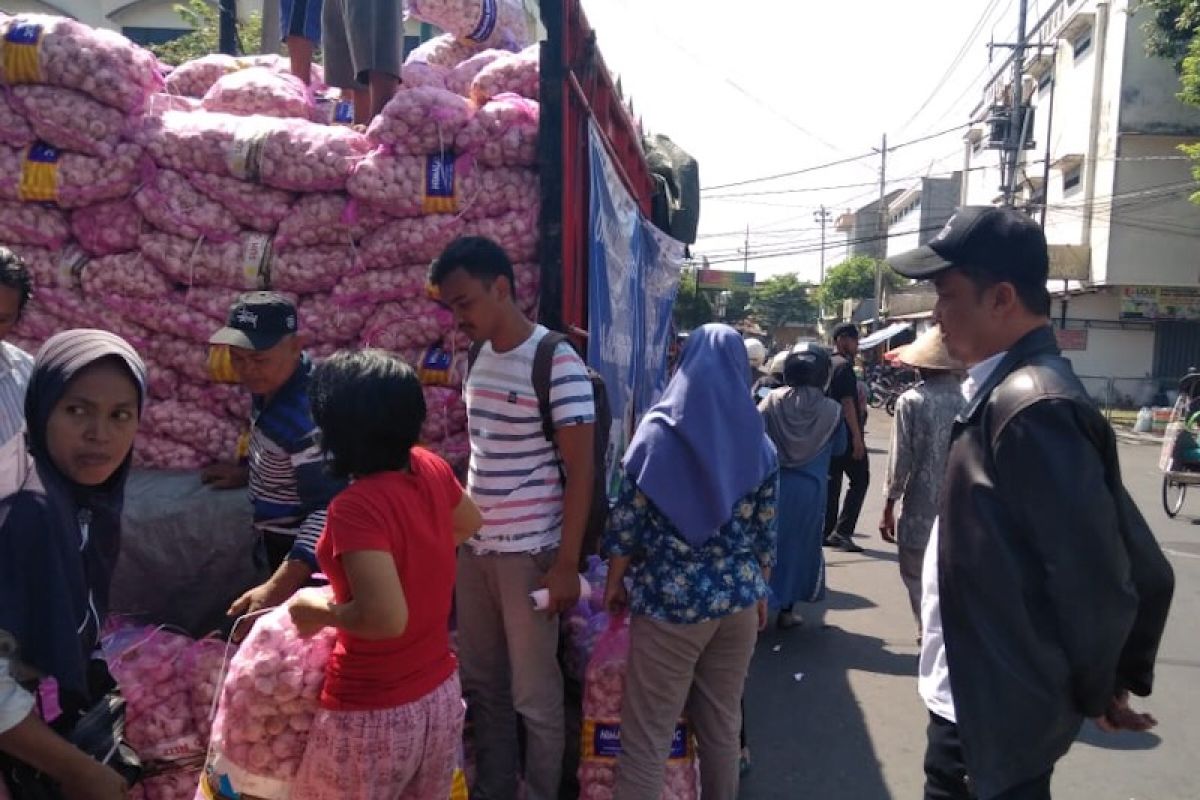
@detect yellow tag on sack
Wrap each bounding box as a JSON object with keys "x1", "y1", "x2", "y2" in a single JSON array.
[
  {"x1": 19, "y1": 142, "x2": 60, "y2": 203},
  {"x1": 2, "y1": 21, "x2": 44, "y2": 84},
  {"x1": 208, "y1": 345, "x2": 239, "y2": 384}
]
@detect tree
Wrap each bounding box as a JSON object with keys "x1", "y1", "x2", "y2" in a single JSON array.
[
  {"x1": 749, "y1": 274, "x2": 817, "y2": 331},
  {"x1": 672, "y1": 270, "x2": 714, "y2": 331},
  {"x1": 1137, "y1": 0, "x2": 1200, "y2": 66},
  {"x1": 151, "y1": 0, "x2": 266, "y2": 66},
  {"x1": 813, "y1": 255, "x2": 900, "y2": 312}
]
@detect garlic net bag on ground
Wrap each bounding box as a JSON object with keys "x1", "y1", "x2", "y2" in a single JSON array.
[
  {"x1": 185, "y1": 637, "x2": 230, "y2": 744},
  {"x1": 406, "y1": 0, "x2": 530, "y2": 50},
  {"x1": 202, "y1": 67, "x2": 313, "y2": 120},
  {"x1": 0, "y1": 141, "x2": 141, "y2": 208},
  {"x1": 203, "y1": 595, "x2": 336, "y2": 800},
  {"x1": 366, "y1": 86, "x2": 476, "y2": 155},
  {"x1": 579, "y1": 615, "x2": 699, "y2": 800},
  {"x1": 188, "y1": 172, "x2": 294, "y2": 234},
  {"x1": 347, "y1": 152, "x2": 538, "y2": 219},
  {"x1": 164, "y1": 54, "x2": 241, "y2": 98},
  {"x1": 134, "y1": 167, "x2": 241, "y2": 242},
  {"x1": 470, "y1": 44, "x2": 539, "y2": 105},
  {"x1": 0, "y1": 14, "x2": 164, "y2": 113},
  {"x1": 71, "y1": 198, "x2": 143, "y2": 256},
  {"x1": 7, "y1": 84, "x2": 127, "y2": 157},
  {"x1": 0, "y1": 199, "x2": 68, "y2": 248},
  {"x1": 274, "y1": 193, "x2": 387, "y2": 250},
  {"x1": 456, "y1": 94, "x2": 538, "y2": 167}
]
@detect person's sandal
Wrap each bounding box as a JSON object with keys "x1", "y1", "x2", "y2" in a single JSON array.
[{"x1": 776, "y1": 610, "x2": 804, "y2": 630}]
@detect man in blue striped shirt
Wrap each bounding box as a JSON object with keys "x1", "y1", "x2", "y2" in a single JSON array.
[
  {"x1": 203, "y1": 293, "x2": 345, "y2": 618},
  {"x1": 0, "y1": 250, "x2": 34, "y2": 447}
]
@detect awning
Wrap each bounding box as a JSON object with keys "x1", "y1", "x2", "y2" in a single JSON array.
[{"x1": 859, "y1": 322, "x2": 913, "y2": 349}]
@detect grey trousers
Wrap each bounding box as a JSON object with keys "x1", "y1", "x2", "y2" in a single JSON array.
[
  {"x1": 614, "y1": 606, "x2": 759, "y2": 800},
  {"x1": 457, "y1": 547, "x2": 564, "y2": 800}
]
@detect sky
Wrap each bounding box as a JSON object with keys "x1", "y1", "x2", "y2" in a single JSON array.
[{"x1": 578, "y1": 0, "x2": 1031, "y2": 283}]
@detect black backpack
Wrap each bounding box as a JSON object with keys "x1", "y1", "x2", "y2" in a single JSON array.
[{"x1": 468, "y1": 332, "x2": 612, "y2": 569}]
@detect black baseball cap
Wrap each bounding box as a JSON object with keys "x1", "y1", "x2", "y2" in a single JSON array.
[
  {"x1": 888, "y1": 206, "x2": 1049, "y2": 284},
  {"x1": 832, "y1": 322, "x2": 859, "y2": 340},
  {"x1": 209, "y1": 292, "x2": 298, "y2": 350}
]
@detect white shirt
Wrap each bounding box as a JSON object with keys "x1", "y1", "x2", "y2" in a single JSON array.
[
  {"x1": 0, "y1": 656, "x2": 35, "y2": 735},
  {"x1": 918, "y1": 350, "x2": 1008, "y2": 722},
  {"x1": 0, "y1": 341, "x2": 34, "y2": 446}
]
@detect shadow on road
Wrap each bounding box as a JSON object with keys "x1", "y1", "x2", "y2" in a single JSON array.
[
  {"x1": 1075, "y1": 722, "x2": 1163, "y2": 752},
  {"x1": 740, "y1": 593, "x2": 917, "y2": 800}
]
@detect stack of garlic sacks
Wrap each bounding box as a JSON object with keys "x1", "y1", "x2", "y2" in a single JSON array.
[{"x1": 0, "y1": 12, "x2": 542, "y2": 476}]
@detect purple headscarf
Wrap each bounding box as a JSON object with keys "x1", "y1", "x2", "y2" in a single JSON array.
[{"x1": 622, "y1": 324, "x2": 778, "y2": 547}]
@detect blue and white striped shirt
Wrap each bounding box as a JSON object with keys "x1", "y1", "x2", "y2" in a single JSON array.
[{"x1": 0, "y1": 342, "x2": 34, "y2": 446}]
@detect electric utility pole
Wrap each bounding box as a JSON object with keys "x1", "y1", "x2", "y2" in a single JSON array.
[
  {"x1": 1001, "y1": 0, "x2": 1029, "y2": 206},
  {"x1": 814, "y1": 205, "x2": 833, "y2": 283},
  {"x1": 875, "y1": 133, "x2": 888, "y2": 317}
]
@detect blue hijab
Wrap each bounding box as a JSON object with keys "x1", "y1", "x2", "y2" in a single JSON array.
[{"x1": 623, "y1": 324, "x2": 777, "y2": 547}]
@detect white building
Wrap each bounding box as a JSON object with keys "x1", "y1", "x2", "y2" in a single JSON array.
[{"x1": 959, "y1": 0, "x2": 1200, "y2": 396}]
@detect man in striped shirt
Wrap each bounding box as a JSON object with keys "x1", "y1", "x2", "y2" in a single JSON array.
[
  {"x1": 432, "y1": 237, "x2": 596, "y2": 800},
  {"x1": 203, "y1": 293, "x2": 345, "y2": 619},
  {"x1": 0, "y1": 250, "x2": 34, "y2": 447}
]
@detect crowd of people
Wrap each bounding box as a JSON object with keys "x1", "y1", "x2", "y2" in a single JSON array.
[{"x1": 0, "y1": 205, "x2": 1182, "y2": 800}]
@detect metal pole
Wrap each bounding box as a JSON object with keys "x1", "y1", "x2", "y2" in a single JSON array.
[
  {"x1": 1002, "y1": 0, "x2": 1029, "y2": 207},
  {"x1": 814, "y1": 205, "x2": 831, "y2": 284},
  {"x1": 875, "y1": 134, "x2": 888, "y2": 318},
  {"x1": 743, "y1": 224, "x2": 749, "y2": 273},
  {"x1": 218, "y1": 0, "x2": 239, "y2": 56},
  {"x1": 260, "y1": 0, "x2": 281, "y2": 55}
]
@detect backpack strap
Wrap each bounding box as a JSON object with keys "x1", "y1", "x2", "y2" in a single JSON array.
[
  {"x1": 466, "y1": 341, "x2": 483, "y2": 374},
  {"x1": 533, "y1": 332, "x2": 568, "y2": 444}
]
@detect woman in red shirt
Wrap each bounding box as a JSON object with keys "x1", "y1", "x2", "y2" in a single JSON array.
[{"x1": 286, "y1": 349, "x2": 481, "y2": 800}]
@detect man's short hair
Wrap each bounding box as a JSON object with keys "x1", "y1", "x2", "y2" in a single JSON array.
[
  {"x1": 832, "y1": 322, "x2": 859, "y2": 341},
  {"x1": 959, "y1": 263, "x2": 1052, "y2": 317},
  {"x1": 0, "y1": 248, "x2": 33, "y2": 314},
  {"x1": 429, "y1": 236, "x2": 516, "y2": 290}
]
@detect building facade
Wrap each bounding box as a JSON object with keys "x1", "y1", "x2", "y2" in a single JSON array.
[{"x1": 959, "y1": 0, "x2": 1200, "y2": 392}]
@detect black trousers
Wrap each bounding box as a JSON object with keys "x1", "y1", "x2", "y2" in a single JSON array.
[
  {"x1": 924, "y1": 713, "x2": 1053, "y2": 800},
  {"x1": 825, "y1": 451, "x2": 870, "y2": 538}
]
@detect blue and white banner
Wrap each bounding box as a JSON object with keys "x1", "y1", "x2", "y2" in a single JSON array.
[{"x1": 587, "y1": 121, "x2": 684, "y2": 488}]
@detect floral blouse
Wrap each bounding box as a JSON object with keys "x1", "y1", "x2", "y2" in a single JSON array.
[{"x1": 603, "y1": 472, "x2": 779, "y2": 624}]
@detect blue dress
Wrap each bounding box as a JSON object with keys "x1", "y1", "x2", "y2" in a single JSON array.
[{"x1": 770, "y1": 421, "x2": 846, "y2": 607}]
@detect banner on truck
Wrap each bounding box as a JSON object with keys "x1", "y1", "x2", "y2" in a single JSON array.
[{"x1": 587, "y1": 122, "x2": 684, "y2": 493}]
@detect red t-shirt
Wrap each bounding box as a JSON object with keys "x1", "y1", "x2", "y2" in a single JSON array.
[{"x1": 315, "y1": 447, "x2": 462, "y2": 711}]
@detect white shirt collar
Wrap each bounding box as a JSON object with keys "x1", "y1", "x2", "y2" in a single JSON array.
[{"x1": 961, "y1": 351, "x2": 1008, "y2": 403}]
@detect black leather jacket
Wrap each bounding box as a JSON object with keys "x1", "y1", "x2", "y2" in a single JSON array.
[{"x1": 939, "y1": 326, "x2": 1174, "y2": 798}]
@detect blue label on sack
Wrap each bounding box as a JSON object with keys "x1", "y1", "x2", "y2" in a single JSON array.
[
  {"x1": 669, "y1": 723, "x2": 688, "y2": 759},
  {"x1": 5, "y1": 22, "x2": 41, "y2": 45},
  {"x1": 589, "y1": 722, "x2": 688, "y2": 759},
  {"x1": 426, "y1": 153, "x2": 455, "y2": 198},
  {"x1": 334, "y1": 100, "x2": 354, "y2": 124},
  {"x1": 26, "y1": 141, "x2": 60, "y2": 164},
  {"x1": 468, "y1": 0, "x2": 499, "y2": 42}
]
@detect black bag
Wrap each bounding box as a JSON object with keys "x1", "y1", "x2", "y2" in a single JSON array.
[
  {"x1": 0, "y1": 691, "x2": 142, "y2": 799},
  {"x1": 468, "y1": 332, "x2": 612, "y2": 569}
]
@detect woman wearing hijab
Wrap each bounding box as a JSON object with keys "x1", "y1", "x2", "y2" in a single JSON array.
[
  {"x1": 0, "y1": 330, "x2": 146, "y2": 800},
  {"x1": 759, "y1": 344, "x2": 846, "y2": 629},
  {"x1": 603, "y1": 324, "x2": 779, "y2": 800}
]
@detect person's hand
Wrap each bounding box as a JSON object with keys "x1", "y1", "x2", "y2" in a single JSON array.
[
  {"x1": 58, "y1": 759, "x2": 128, "y2": 800},
  {"x1": 227, "y1": 580, "x2": 290, "y2": 640},
  {"x1": 287, "y1": 589, "x2": 332, "y2": 638},
  {"x1": 756, "y1": 598, "x2": 769, "y2": 632},
  {"x1": 540, "y1": 560, "x2": 582, "y2": 615},
  {"x1": 201, "y1": 462, "x2": 249, "y2": 490},
  {"x1": 880, "y1": 505, "x2": 897, "y2": 544},
  {"x1": 604, "y1": 578, "x2": 628, "y2": 616},
  {"x1": 852, "y1": 437, "x2": 866, "y2": 461},
  {"x1": 1093, "y1": 691, "x2": 1158, "y2": 733}
]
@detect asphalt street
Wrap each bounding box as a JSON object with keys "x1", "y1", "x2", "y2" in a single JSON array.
[{"x1": 739, "y1": 415, "x2": 1199, "y2": 800}]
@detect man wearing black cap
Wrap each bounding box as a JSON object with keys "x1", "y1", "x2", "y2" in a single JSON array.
[
  {"x1": 823, "y1": 321, "x2": 868, "y2": 553},
  {"x1": 890, "y1": 206, "x2": 1174, "y2": 800},
  {"x1": 203, "y1": 292, "x2": 346, "y2": 617}
]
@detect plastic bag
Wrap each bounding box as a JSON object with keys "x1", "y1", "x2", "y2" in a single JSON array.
[
  {"x1": 202, "y1": 596, "x2": 336, "y2": 800},
  {"x1": 367, "y1": 86, "x2": 476, "y2": 155},
  {"x1": 470, "y1": 44, "x2": 539, "y2": 105},
  {"x1": 0, "y1": 199, "x2": 68, "y2": 247},
  {"x1": 0, "y1": 141, "x2": 142, "y2": 208},
  {"x1": 71, "y1": 198, "x2": 143, "y2": 257},
  {"x1": 347, "y1": 152, "x2": 538, "y2": 220},
  {"x1": 0, "y1": 14, "x2": 164, "y2": 113},
  {"x1": 456, "y1": 94, "x2": 538, "y2": 167},
  {"x1": 579, "y1": 615, "x2": 698, "y2": 800},
  {"x1": 7, "y1": 84, "x2": 127, "y2": 157},
  {"x1": 130, "y1": 766, "x2": 201, "y2": 800},
  {"x1": 202, "y1": 67, "x2": 313, "y2": 119},
  {"x1": 406, "y1": 0, "x2": 529, "y2": 49},
  {"x1": 102, "y1": 625, "x2": 205, "y2": 766},
  {"x1": 134, "y1": 167, "x2": 241, "y2": 242}
]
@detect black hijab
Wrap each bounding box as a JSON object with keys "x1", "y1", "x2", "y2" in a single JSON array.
[{"x1": 0, "y1": 330, "x2": 146, "y2": 707}]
